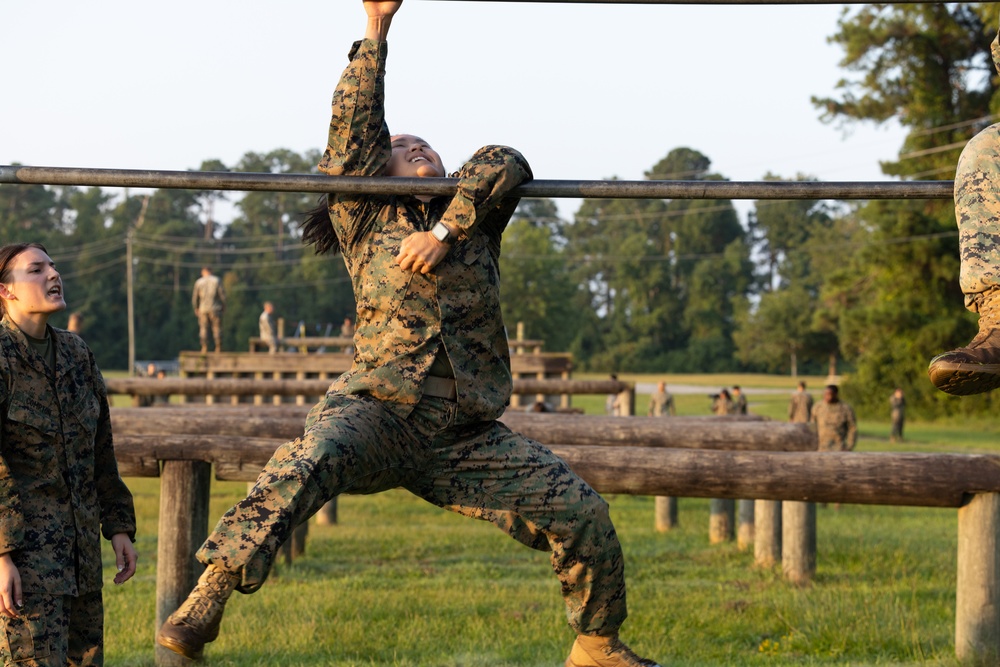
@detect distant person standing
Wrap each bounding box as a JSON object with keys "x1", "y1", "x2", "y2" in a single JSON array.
[
  {"x1": 712, "y1": 389, "x2": 734, "y2": 416},
  {"x1": 340, "y1": 316, "x2": 354, "y2": 355},
  {"x1": 810, "y1": 385, "x2": 857, "y2": 452},
  {"x1": 259, "y1": 302, "x2": 279, "y2": 354},
  {"x1": 192, "y1": 266, "x2": 225, "y2": 353},
  {"x1": 138, "y1": 362, "x2": 158, "y2": 407},
  {"x1": 606, "y1": 373, "x2": 619, "y2": 416},
  {"x1": 731, "y1": 385, "x2": 748, "y2": 415},
  {"x1": 788, "y1": 381, "x2": 813, "y2": 423},
  {"x1": 647, "y1": 381, "x2": 675, "y2": 417},
  {"x1": 889, "y1": 388, "x2": 906, "y2": 443}
]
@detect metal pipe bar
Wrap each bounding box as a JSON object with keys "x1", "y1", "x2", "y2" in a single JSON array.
[
  {"x1": 424, "y1": 0, "x2": 944, "y2": 4},
  {"x1": 0, "y1": 164, "x2": 953, "y2": 200}
]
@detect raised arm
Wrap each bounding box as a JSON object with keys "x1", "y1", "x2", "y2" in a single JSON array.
[{"x1": 364, "y1": 1, "x2": 401, "y2": 41}]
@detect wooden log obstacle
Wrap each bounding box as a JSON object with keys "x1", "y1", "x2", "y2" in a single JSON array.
[
  {"x1": 109, "y1": 405, "x2": 1000, "y2": 666},
  {"x1": 169, "y1": 350, "x2": 579, "y2": 407}
]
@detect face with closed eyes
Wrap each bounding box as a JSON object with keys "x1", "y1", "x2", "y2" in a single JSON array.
[{"x1": 385, "y1": 134, "x2": 445, "y2": 178}]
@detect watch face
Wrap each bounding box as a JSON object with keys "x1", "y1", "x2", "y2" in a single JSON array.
[{"x1": 432, "y1": 223, "x2": 450, "y2": 243}]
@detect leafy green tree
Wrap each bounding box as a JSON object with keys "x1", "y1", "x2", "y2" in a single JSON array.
[
  {"x1": 564, "y1": 148, "x2": 752, "y2": 372},
  {"x1": 500, "y1": 199, "x2": 581, "y2": 352}
]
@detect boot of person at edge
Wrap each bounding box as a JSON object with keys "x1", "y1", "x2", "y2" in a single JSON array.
[
  {"x1": 928, "y1": 27, "x2": 1000, "y2": 397},
  {"x1": 928, "y1": 317, "x2": 1000, "y2": 395},
  {"x1": 156, "y1": 563, "x2": 239, "y2": 660},
  {"x1": 565, "y1": 634, "x2": 660, "y2": 667}
]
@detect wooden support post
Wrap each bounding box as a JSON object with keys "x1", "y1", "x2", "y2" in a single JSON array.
[
  {"x1": 956, "y1": 492, "x2": 1000, "y2": 665},
  {"x1": 754, "y1": 499, "x2": 781, "y2": 568},
  {"x1": 155, "y1": 461, "x2": 211, "y2": 667},
  {"x1": 315, "y1": 498, "x2": 339, "y2": 526},
  {"x1": 782, "y1": 501, "x2": 816, "y2": 586},
  {"x1": 709, "y1": 498, "x2": 735, "y2": 544},
  {"x1": 737, "y1": 499, "x2": 755, "y2": 550},
  {"x1": 290, "y1": 521, "x2": 308, "y2": 559},
  {"x1": 654, "y1": 496, "x2": 678, "y2": 532}
]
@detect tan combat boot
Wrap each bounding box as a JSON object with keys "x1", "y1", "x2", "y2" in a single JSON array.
[
  {"x1": 929, "y1": 293, "x2": 1000, "y2": 395},
  {"x1": 565, "y1": 634, "x2": 660, "y2": 667},
  {"x1": 156, "y1": 563, "x2": 239, "y2": 660}
]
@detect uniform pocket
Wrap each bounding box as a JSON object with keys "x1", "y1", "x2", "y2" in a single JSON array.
[{"x1": 1, "y1": 605, "x2": 51, "y2": 663}]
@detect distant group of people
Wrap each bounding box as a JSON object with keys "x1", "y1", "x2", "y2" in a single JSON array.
[{"x1": 709, "y1": 385, "x2": 748, "y2": 416}]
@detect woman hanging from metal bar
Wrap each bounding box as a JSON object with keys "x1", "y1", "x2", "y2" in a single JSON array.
[{"x1": 156, "y1": 2, "x2": 659, "y2": 666}]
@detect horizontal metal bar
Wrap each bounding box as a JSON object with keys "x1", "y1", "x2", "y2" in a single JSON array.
[
  {"x1": 424, "y1": 0, "x2": 943, "y2": 4},
  {"x1": 0, "y1": 164, "x2": 953, "y2": 200}
]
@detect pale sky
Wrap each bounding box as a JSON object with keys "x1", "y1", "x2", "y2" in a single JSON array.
[{"x1": 1, "y1": 1, "x2": 910, "y2": 223}]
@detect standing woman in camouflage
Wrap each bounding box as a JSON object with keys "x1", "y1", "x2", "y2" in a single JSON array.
[{"x1": 0, "y1": 243, "x2": 137, "y2": 666}]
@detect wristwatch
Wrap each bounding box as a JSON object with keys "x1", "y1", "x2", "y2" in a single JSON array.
[{"x1": 431, "y1": 221, "x2": 456, "y2": 245}]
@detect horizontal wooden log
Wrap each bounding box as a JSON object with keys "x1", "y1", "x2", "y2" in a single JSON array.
[
  {"x1": 105, "y1": 377, "x2": 633, "y2": 398},
  {"x1": 109, "y1": 434, "x2": 1000, "y2": 507},
  {"x1": 110, "y1": 407, "x2": 811, "y2": 451},
  {"x1": 176, "y1": 351, "x2": 572, "y2": 375},
  {"x1": 500, "y1": 412, "x2": 807, "y2": 451}
]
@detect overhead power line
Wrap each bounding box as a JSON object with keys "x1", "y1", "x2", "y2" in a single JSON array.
[{"x1": 0, "y1": 165, "x2": 952, "y2": 200}]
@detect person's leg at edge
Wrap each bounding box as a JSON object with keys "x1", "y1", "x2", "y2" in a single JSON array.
[
  {"x1": 928, "y1": 43, "x2": 1000, "y2": 395},
  {"x1": 156, "y1": 393, "x2": 428, "y2": 660},
  {"x1": 67, "y1": 591, "x2": 103, "y2": 667},
  {"x1": 197, "y1": 312, "x2": 210, "y2": 354},
  {"x1": 405, "y1": 418, "x2": 659, "y2": 667}
]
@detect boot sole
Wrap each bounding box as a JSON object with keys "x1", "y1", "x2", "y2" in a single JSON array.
[
  {"x1": 928, "y1": 360, "x2": 1000, "y2": 396},
  {"x1": 156, "y1": 629, "x2": 205, "y2": 661}
]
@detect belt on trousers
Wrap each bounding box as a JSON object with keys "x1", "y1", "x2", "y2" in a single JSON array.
[{"x1": 423, "y1": 375, "x2": 457, "y2": 400}]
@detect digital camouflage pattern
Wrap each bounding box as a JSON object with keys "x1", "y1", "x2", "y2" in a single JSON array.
[
  {"x1": 646, "y1": 390, "x2": 674, "y2": 417},
  {"x1": 195, "y1": 37, "x2": 629, "y2": 638},
  {"x1": 788, "y1": 390, "x2": 813, "y2": 423},
  {"x1": 318, "y1": 39, "x2": 532, "y2": 425},
  {"x1": 0, "y1": 316, "x2": 135, "y2": 598},
  {"x1": 953, "y1": 30, "x2": 1000, "y2": 316},
  {"x1": 810, "y1": 400, "x2": 857, "y2": 452},
  {"x1": 198, "y1": 394, "x2": 627, "y2": 634},
  {"x1": 0, "y1": 591, "x2": 103, "y2": 667}
]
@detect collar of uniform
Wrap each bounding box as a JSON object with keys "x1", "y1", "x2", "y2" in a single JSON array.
[{"x1": 0, "y1": 314, "x2": 62, "y2": 379}]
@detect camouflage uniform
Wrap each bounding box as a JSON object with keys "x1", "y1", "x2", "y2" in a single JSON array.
[
  {"x1": 711, "y1": 396, "x2": 733, "y2": 416},
  {"x1": 258, "y1": 309, "x2": 278, "y2": 354},
  {"x1": 788, "y1": 390, "x2": 813, "y2": 423},
  {"x1": 646, "y1": 390, "x2": 674, "y2": 417},
  {"x1": 810, "y1": 400, "x2": 857, "y2": 452},
  {"x1": 192, "y1": 273, "x2": 225, "y2": 352},
  {"x1": 732, "y1": 391, "x2": 747, "y2": 415},
  {"x1": 0, "y1": 316, "x2": 136, "y2": 666},
  {"x1": 197, "y1": 39, "x2": 628, "y2": 637}
]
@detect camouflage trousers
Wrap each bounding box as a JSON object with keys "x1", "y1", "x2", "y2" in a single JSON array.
[
  {"x1": 955, "y1": 122, "x2": 1000, "y2": 314},
  {"x1": 0, "y1": 591, "x2": 102, "y2": 666},
  {"x1": 196, "y1": 311, "x2": 222, "y2": 350},
  {"x1": 197, "y1": 392, "x2": 628, "y2": 635}
]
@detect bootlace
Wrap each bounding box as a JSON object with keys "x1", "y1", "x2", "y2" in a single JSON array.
[{"x1": 176, "y1": 569, "x2": 231, "y2": 625}]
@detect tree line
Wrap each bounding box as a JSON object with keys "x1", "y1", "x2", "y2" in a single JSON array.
[{"x1": 3, "y1": 4, "x2": 1000, "y2": 418}]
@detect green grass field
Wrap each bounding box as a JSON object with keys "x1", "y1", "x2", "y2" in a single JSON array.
[{"x1": 100, "y1": 374, "x2": 986, "y2": 666}]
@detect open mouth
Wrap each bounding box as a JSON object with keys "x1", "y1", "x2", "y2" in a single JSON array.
[
  {"x1": 410, "y1": 156, "x2": 428, "y2": 163},
  {"x1": 47, "y1": 285, "x2": 62, "y2": 297}
]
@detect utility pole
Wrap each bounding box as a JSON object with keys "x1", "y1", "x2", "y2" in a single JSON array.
[{"x1": 127, "y1": 196, "x2": 150, "y2": 376}]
